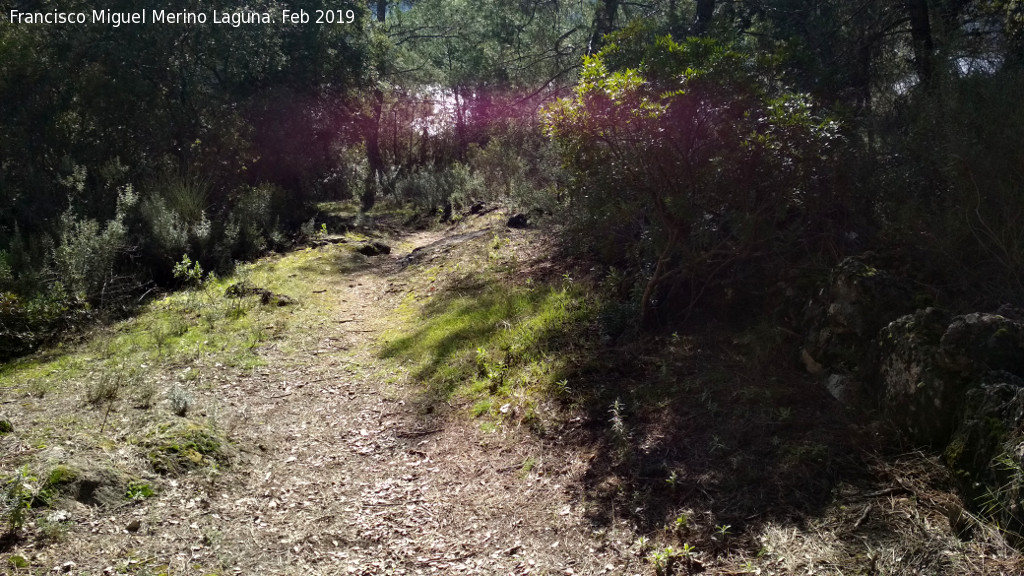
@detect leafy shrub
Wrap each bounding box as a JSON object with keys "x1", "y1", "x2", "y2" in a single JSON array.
[
  {"x1": 883, "y1": 68, "x2": 1024, "y2": 305},
  {"x1": 2, "y1": 467, "x2": 37, "y2": 532},
  {"x1": 50, "y1": 211, "x2": 127, "y2": 300},
  {"x1": 394, "y1": 163, "x2": 485, "y2": 218},
  {"x1": 544, "y1": 35, "x2": 850, "y2": 327},
  {"x1": 0, "y1": 288, "x2": 85, "y2": 362},
  {"x1": 139, "y1": 172, "x2": 213, "y2": 270},
  {"x1": 0, "y1": 250, "x2": 13, "y2": 291},
  {"x1": 224, "y1": 184, "x2": 284, "y2": 260},
  {"x1": 172, "y1": 254, "x2": 204, "y2": 287},
  {"x1": 467, "y1": 121, "x2": 564, "y2": 214},
  {"x1": 168, "y1": 386, "x2": 194, "y2": 417},
  {"x1": 125, "y1": 480, "x2": 155, "y2": 501}
]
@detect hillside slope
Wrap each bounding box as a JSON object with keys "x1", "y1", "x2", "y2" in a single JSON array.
[{"x1": 2, "y1": 214, "x2": 1021, "y2": 575}]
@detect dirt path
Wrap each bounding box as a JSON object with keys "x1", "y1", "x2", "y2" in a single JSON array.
[
  {"x1": 7, "y1": 225, "x2": 1024, "y2": 575},
  {"x1": 41, "y1": 228, "x2": 642, "y2": 575}
]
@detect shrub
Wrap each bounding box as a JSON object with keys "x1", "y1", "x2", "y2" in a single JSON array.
[
  {"x1": 50, "y1": 211, "x2": 127, "y2": 300},
  {"x1": 0, "y1": 250, "x2": 12, "y2": 291},
  {"x1": 882, "y1": 68, "x2": 1024, "y2": 306},
  {"x1": 468, "y1": 122, "x2": 564, "y2": 214},
  {"x1": 394, "y1": 163, "x2": 485, "y2": 218},
  {"x1": 172, "y1": 254, "x2": 204, "y2": 287},
  {"x1": 224, "y1": 184, "x2": 283, "y2": 260},
  {"x1": 0, "y1": 288, "x2": 85, "y2": 362},
  {"x1": 139, "y1": 172, "x2": 213, "y2": 271},
  {"x1": 543, "y1": 35, "x2": 850, "y2": 327}
]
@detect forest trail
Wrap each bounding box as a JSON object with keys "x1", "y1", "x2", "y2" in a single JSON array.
[
  {"x1": 161, "y1": 227, "x2": 639, "y2": 575},
  {"x1": 2, "y1": 222, "x2": 643, "y2": 575},
  {"x1": 6, "y1": 219, "x2": 1023, "y2": 576}
]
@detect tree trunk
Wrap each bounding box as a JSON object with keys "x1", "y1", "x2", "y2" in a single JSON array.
[
  {"x1": 588, "y1": 0, "x2": 619, "y2": 53},
  {"x1": 362, "y1": 88, "x2": 385, "y2": 212},
  {"x1": 640, "y1": 230, "x2": 678, "y2": 330},
  {"x1": 376, "y1": 0, "x2": 387, "y2": 22},
  {"x1": 454, "y1": 87, "x2": 468, "y2": 161},
  {"x1": 668, "y1": 0, "x2": 684, "y2": 38},
  {"x1": 690, "y1": 0, "x2": 715, "y2": 36},
  {"x1": 907, "y1": 0, "x2": 935, "y2": 88}
]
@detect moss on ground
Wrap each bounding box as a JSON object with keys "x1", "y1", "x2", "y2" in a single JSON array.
[{"x1": 143, "y1": 421, "x2": 228, "y2": 475}]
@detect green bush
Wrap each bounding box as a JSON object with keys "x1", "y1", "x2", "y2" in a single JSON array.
[
  {"x1": 0, "y1": 287, "x2": 86, "y2": 362},
  {"x1": 543, "y1": 35, "x2": 850, "y2": 326},
  {"x1": 50, "y1": 212, "x2": 127, "y2": 300},
  {"x1": 0, "y1": 250, "x2": 12, "y2": 291},
  {"x1": 171, "y1": 255, "x2": 204, "y2": 287},
  {"x1": 139, "y1": 173, "x2": 213, "y2": 269},
  {"x1": 468, "y1": 121, "x2": 564, "y2": 214},
  {"x1": 394, "y1": 163, "x2": 485, "y2": 218},
  {"x1": 224, "y1": 184, "x2": 281, "y2": 260},
  {"x1": 882, "y1": 68, "x2": 1024, "y2": 305}
]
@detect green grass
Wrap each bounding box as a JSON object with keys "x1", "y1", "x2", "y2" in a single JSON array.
[
  {"x1": 0, "y1": 241, "x2": 368, "y2": 544},
  {"x1": 380, "y1": 275, "x2": 593, "y2": 420},
  {"x1": 0, "y1": 243, "x2": 367, "y2": 395}
]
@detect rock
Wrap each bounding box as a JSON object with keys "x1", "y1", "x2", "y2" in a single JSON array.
[
  {"x1": 506, "y1": 213, "x2": 530, "y2": 229},
  {"x1": 875, "y1": 309, "x2": 1024, "y2": 446},
  {"x1": 875, "y1": 307, "x2": 956, "y2": 445},
  {"x1": 945, "y1": 371, "x2": 1024, "y2": 531},
  {"x1": 46, "y1": 509, "x2": 71, "y2": 523},
  {"x1": 226, "y1": 281, "x2": 293, "y2": 306},
  {"x1": 939, "y1": 313, "x2": 1024, "y2": 377},
  {"x1": 824, "y1": 373, "x2": 860, "y2": 405},
  {"x1": 801, "y1": 257, "x2": 916, "y2": 409},
  {"x1": 995, "y1": 304, "x2": 1024, "y2": 322},
  {"x1": 260, "y1": 292, "x2": 294, "y2": 307},
  {"x1": 225, "y1": 281, "x2": 270, "y2": 300},
  {"x1": 356, "y1": 241, "x2": 391, "y2": 256},
  {"x1": 803, "y1": 256, "x2": 915, "y2": 376},
  {"x1": 0, "y1": 419, "x2": 12, "y2": 434}
]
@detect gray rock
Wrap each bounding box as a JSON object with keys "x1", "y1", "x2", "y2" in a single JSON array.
[
  {"x1": 803, "y1": 256, "x2": 915, "y2": 377},
  {"x1": 356, "y1": 241, "x2": 391, "y2": 256},
  {"x1": 874, "y1": 309, "x2": 1024, "y2": 447},
  {"x1": 824, "y1": 373, "x2": 860, "y2": 406},
  {"x1": 875, "y1": 307, "x2": 956, "y2": 445},
  {"x1": 46, "y1": 509, "x2": 71, "y2": 523},
  {"x1": 946, "y1": 371, "x2": 1024, "y2": 532},
  {"x1": 939, "y1": 313, "x2": 1024, "y2": 377}
]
